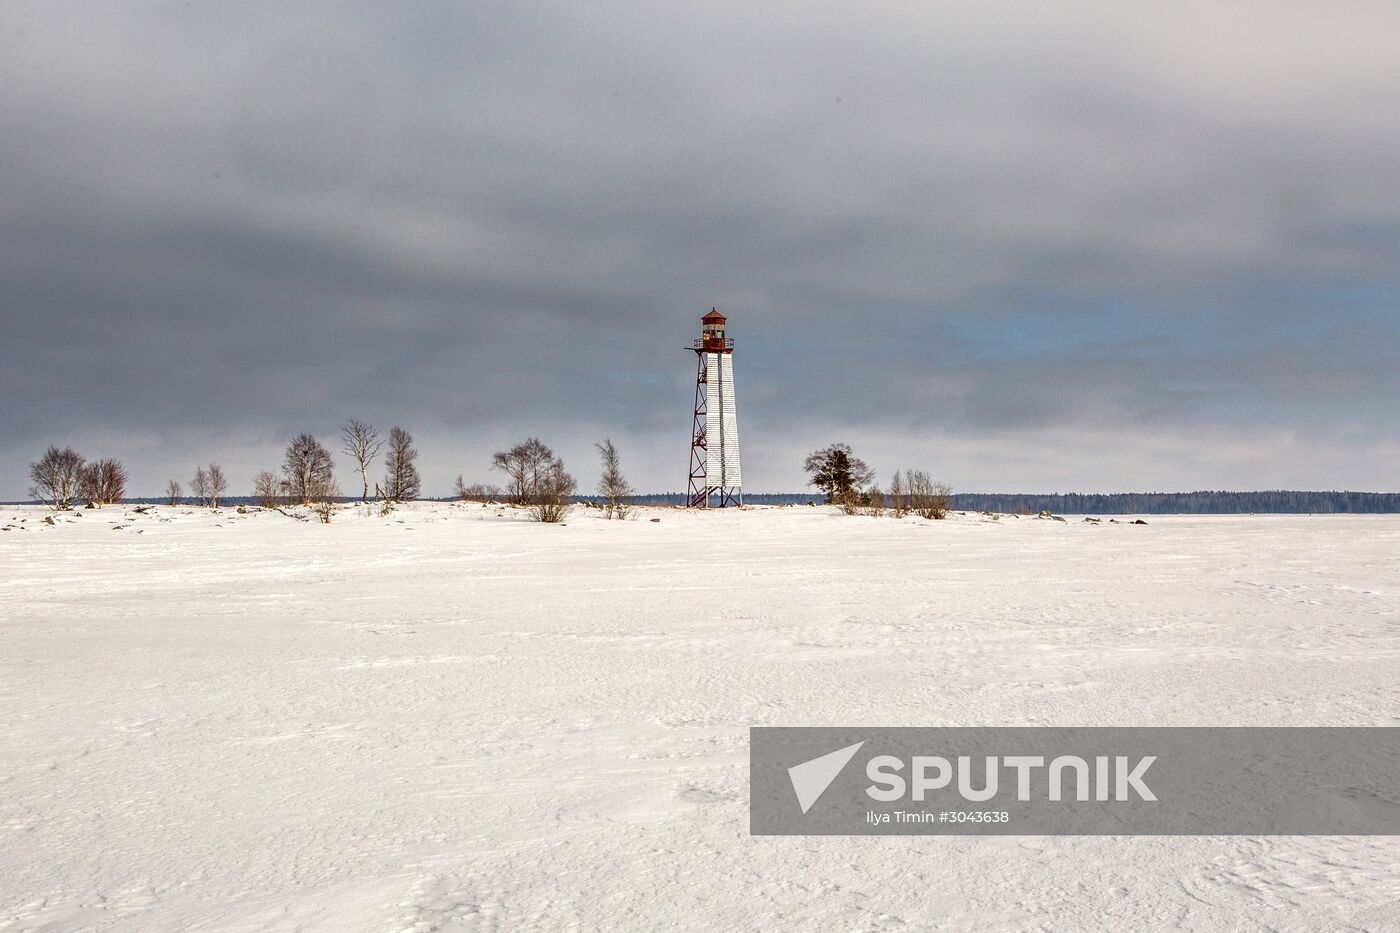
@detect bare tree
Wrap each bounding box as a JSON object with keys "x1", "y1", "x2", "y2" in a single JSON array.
[
  {"x1": 252, "y1": 470, "x2": 279, "y2": 508},
  {"x1": 865, "y1": 487, "x2": 886, "y2": 517},
  {"x1": 78, "y1": 463, "x2": 101, "y2": 507},
  {"x1": 282, "y1": 433, "x2": 334, "y2": 506},
  {"x1": 207, "y1": 463, "x2": 228, "y2": 509},
  {"x1": 340, "y1": 419, "x2": 384, "y2": 503},
  {"x1": 492, "y1": 437, "x2": 557, "y2": 506},
  {"x1": 373, "y1": 481, "x2": 394, "y2": 516},
  {"x1": 836, "y1": 486, "x2": 862, "y2": 515},
  {"x1": 166, "y1": 479, "x2": 183, "y2": 506},
  {"x1": 492, "y1": 438, "x2": 574, "y2": 521},
  {"x1": 905, "y1": 470, "x2": 952, "y2": 520},
  {"x1": 190, "y1": 465, "x2": 210, "y2": 506},
  {"x1": 309, "y1": 476, "x2": 341, "y2": 523},
  {"x1": 28, "y1": 446, "x2": 84, "y2": 510},
  {"x1": 888, "y1": 470, "x2": 907, "y2": 518},
  {"x1": 453, "y1": 474, "x2": 470, "y2": 501},
  {"x1": 455, "y1": 481, "x2": 500, "y2": 503},
  {"x1": 531, "y1": 460, "x2": 576, "y2": 523},
  {"x1": 382, "y1": 427, "x2": 421, "y2": 501},
  {"x1": 595, "y1": 438, "x2": 633, "y2": 519},
  {"x1": 97, "y1": 459, "x2": 128, "y2": 505},
  {"x1": 78, "y1": 458, "x2": 128, "y2": 507}
]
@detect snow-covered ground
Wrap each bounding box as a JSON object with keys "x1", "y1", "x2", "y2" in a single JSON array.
[{"x1": 2, "y1": 502, "x2": 1399, "y2": 931}]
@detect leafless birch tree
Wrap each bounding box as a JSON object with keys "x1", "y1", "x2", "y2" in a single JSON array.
[
  {"x1": 595, "y1": 438, "x2": 633, "y2": 519},
  {"x1": 78, "y1": 463, "x2": 101, "y2": 507},
  {"x1": 98, "y1": 459, "x2": 128, "y2": 505},
  {"x1": 191, "y1": 465, "x2": 210, "y2": 506},
  {"x1": 282, "y1": 434, "x2": 334, "y2": 506},
  {"x1": 531, "y1": 461, "x2": 575, "y2": 523},
  {"x1": 905, "y1": 469, "x2": 952, "y2": 520},
  {"x1": 382, "y1": 427, "x2": 421, "y2": 501},
  {"x1": 207, "y1": 463, "x2": 228, "y2": 509},
  {"x1": 493, "y1": 438, "x2": 574, "y2": 522},
  {"x1": 310, "y1": 476, "x2": 341, "y2": 523},
  {"x1": 78, "y1": 458, "x2": 127, "y2": 507},
  {"x1": 888, "y1": 470, "x2": 907, "y2": 517},
  {"x1": 252, "y1": 470, "x2": 279, "y2": 508},
  {"x1": 28, "y1": 446, "x2": 84, "y2": 510},
  {"x1": 340, "y1": 419, "x2": 383, "y2": 503},
  {"x1": 454, "y1": 480, "x2": 500, "y2": 502},
  {"x1": 492, "y1": 437, "x2": 556, "y2": 506}
]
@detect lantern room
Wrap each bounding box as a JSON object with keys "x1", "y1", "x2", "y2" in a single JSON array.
[{"x1": 700, "y1": 308, "x2": 729, "y2": 351}]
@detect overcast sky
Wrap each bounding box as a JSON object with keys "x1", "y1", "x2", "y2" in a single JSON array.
[{"x1": 4, "y1": 2, "x2": 1399, "y2": 497}]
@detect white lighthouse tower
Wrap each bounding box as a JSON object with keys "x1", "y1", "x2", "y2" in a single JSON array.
[{"x1": 687, "y1": 309, "x2": 742, "y2": 507}]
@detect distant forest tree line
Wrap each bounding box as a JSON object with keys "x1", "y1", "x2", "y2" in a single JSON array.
[
  {"x1": 595, "y1": 490, "x2": 1400, "y2": 513},
  {"x1": 951, "y1": 491, "x2": 1400, "y2": 515}
]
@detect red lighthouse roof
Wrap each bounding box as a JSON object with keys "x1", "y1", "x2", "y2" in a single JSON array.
[{"x1": 702, "y1": 308, "x2": 726, "y2": 324}]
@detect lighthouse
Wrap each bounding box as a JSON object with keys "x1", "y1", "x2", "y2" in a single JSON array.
[{"x1": 686, "y1": 309, "x2": 743, "y2": 508}]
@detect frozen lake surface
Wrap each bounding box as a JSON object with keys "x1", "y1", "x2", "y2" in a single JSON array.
[{"x1": 3, "y1": 502, "x2": 1399, "y2": 931}]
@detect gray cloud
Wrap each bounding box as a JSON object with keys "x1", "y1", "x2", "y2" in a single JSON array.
[{"x1": 3, "y1": 1, "x2": 1399, "y2": 497}]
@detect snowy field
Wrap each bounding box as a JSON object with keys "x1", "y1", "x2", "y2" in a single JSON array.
[{"x1": 3, "y1": 502, "x2": 1399, "y2": 931}]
